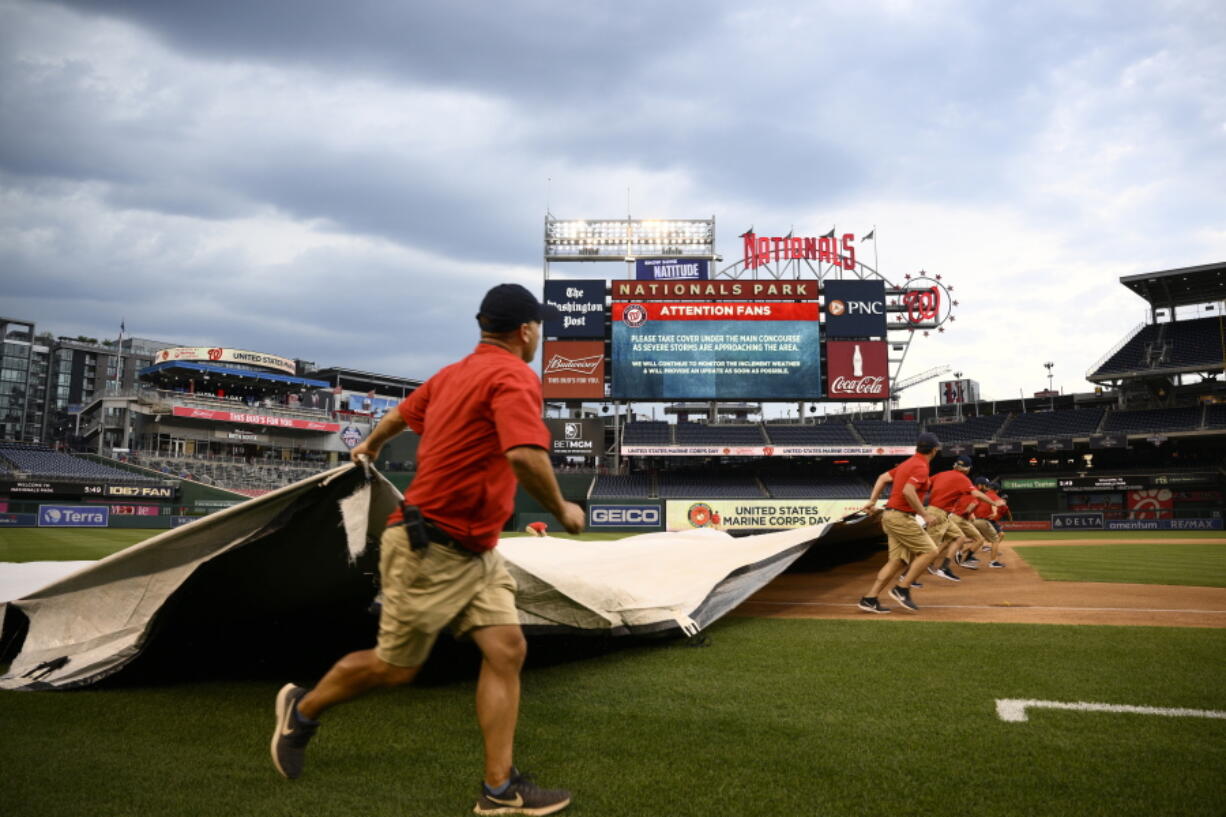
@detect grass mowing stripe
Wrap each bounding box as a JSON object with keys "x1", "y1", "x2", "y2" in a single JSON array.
[
  {"x1": 0, "y1": 528, "x2": 159, "y2": 562},
  {"x1": 2, "y1": 617, "x2": 1223, "y2": 817},
  {"x1": 1013, "y1": 543, "x2": 1226, "y2": 587}
]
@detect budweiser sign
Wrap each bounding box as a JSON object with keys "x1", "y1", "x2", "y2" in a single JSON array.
[
  {"x1": 545, "y1": 353, "x2": 602, "y2": 375},
  {"x1": 541, "y1": 340, "x2": 605, "y2": 399},
  {"x1": 825, "y1": 341, "x2": 889, "y2": 399}
]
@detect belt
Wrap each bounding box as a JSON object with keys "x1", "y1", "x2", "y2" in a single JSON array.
[{"x1": 389, "y1": 518, "x2": 479, "y2": 557}]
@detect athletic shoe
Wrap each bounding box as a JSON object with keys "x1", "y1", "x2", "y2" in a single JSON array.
[
  {"x1": 858, "y1": 596, "x2": 891, "y2": 614},
  {"x1": 935, "y1": 566, "x2": 961, "y2": 582},
  {"x1": 271, "y1": 683, "x2": 318, "y2": 780},
  {"x1": 474, "y1": 768, "x2": 571, "y2": 816},
  {"x1": 988, "y1": 561, "x2": 1005, "y2": 568},
  {"x1": 961, "y1": 557, "x2": 980, "y2": 570},
  {"x1": 889, "y1": 585, "x2": 919, "y2": 612},
  {"x1": 927, "y1": 565, "x2": 941, "y2": 576},
  {"x1": 981, "y1": 544, "x2": 993, "y2": 552},
  {"x1": 910, "y1": 580, "x2": 924, "y2": 589}
]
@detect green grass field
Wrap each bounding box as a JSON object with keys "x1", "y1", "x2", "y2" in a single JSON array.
[
  {"x1": 1, "y1": 618, "x2": 1223, "y2": 817},
  {"x1": 1012, "y1": 543, "x2": 1226, "y2": 587},
  {"x1": 0, "y1": 528, "x2": 159, "y2": 562},
  {"x1": 2, "y1": 528, "x2": 1225, "y2": 816}
]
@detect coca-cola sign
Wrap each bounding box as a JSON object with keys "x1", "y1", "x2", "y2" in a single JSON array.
[{"x1": 825, "y1": 341, "x2": 889, "y2": 399}]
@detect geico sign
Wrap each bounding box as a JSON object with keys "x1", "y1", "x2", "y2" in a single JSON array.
[{"x1": 589, "y1": 505, "x2": 660, "y2": 527}]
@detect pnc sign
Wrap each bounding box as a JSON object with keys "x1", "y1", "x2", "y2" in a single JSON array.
[{"x1": 822, "y1": 280, "x2": 887, "y2": 338}]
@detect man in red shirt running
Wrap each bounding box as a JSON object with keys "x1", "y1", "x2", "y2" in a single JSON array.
[
  {"x1": 857, "y1": 432, "x2": 943, "y2": 613},
  {"x1": 271, "y1": 284, "x2": 584, "y2": 816},
  {"x1": 926, "y1": 457, "x2": 1002, "y2": 580}
]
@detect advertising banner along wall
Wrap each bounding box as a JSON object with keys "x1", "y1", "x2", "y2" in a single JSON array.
[
  {"x1": 666, "y1": 499, "x2": 868, "y2": 531},
  {"x1": 170, "y1": 406, "x2": 340, "y2": 432}
]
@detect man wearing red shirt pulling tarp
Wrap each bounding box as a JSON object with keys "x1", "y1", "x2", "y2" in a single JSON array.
[
  {"x1": 856, "y1": 432, "x2": 943, "y2": 613},
  {"x1": 926, "y1": 457, "x2": 1003, "y2": 581},
  {"x1": 271, "y1": 283, "x2": 584, "y2": 816},
  {"x1": 973, "y1": 480, "x2": 1012, "y2": 568}
]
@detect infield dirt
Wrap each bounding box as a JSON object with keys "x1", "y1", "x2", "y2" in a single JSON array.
[{"x1": 738, "y1": 537, "x2": 1226, "y2": 628}]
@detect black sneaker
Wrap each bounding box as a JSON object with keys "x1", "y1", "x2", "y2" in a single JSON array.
[
  {"x1": 474, "y1": 768, "x2": 571, "y2": 815},
  {"x1": 961, "y1": 556, "x2": 980, "y2": 570},
  {"x1": 858, "y1": 596, "x2": 891, "y2": 614},
  {"x1": 936, "y1": 566, "x2": 961, "y2": 582},
  {"x1": 927, "y1": 565, "x2": 941, "y2": 576},
  {"x1": 988, "y1": 560, "x2": 1005, "y2": 568},
  {"x1": 889, "y1": 585, "x2": 919, "y2": 612},
  {"x1": 910, "y1": 579, "x2": 924, "y2": 589},
  {"x1": 271, "y1": 683, "x2": 318, "y2": 780}
]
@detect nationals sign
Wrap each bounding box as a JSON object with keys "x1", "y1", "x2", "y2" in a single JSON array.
[{"x1": 825, "y1": 341, "x2": 889, "y2": 399}]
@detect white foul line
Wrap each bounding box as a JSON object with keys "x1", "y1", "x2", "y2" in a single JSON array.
[
  {"x1": 995, "y1": 698, "x2": 1226, "y2": 723},
  {"x1": 742, "y1": 600, "x2": 1226, "y2": 615}
]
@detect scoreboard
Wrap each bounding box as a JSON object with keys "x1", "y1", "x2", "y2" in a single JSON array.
[{"x1": 542, "y1": 277, "x2": 889, "y2": 402}]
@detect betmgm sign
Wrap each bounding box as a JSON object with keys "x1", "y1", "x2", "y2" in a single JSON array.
[{"x1": 545, "y1": 418, "x2": 603, "y2": 456}]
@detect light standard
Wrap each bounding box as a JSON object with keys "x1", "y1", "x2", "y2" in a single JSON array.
[
  {"x1": 953, "y1": 371, "x2": 964, "y2": 420},
  {"x1": 1043, "y1": 361, "x2": 1055, "y2": 410}
]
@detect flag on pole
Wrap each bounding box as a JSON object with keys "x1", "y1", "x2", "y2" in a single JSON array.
[
  {"x1": 821, "y1": 227, "x2": 835, "y2": 239},
  {"x1": 862, "y1": 229, "x2": 875, "y2": 241}
]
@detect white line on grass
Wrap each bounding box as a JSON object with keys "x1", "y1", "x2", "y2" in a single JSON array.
[
  {"x1": 995, "y1": 699, "x2": 1226, "y2": 723},
  {"x1": 742, "y1": 600, "x2": 1226, "y2": 614}
]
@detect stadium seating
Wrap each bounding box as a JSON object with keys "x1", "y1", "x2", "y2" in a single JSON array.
[
  {"x1": 925, "y1": 414, "x2": 1007, "y2": 443},
  {"x1": 590, "y1": 473, "x2": 655, "y2": 498},
  {"x1": 125, "y1": 453, "x2": 329, "y2": 493},
  {"x1": 656, "y1": 472, "x2": 766, "y2": 498},
  {"x1": 673, "y1": 423, "x2": 767, "y2": 445},
  {"x1": 997, "y1": 408, "x2": 1105, "y2": 439},
  {"x1": 621, "y1": 422, "x2": 673, "y2": 445},
  {"x1": 0, "y1": 443, "x2": 161, "y2": 483},
  {"x1": 763, "y1": 423, "x2": 859, "y2": 446},
  {"x1": 1101, "y1": 407, "x2": 1203, "y2": 434},
  {"x1": 760, "y1": 475, "x2": 872, "y2": 499},
  {"x1": 852, "y1": 420, "x2": 920, "y2": 445},
  {"x1": 1205, "y1": 404, "x2": 1226, "y2": 428},
  {"x1": 1092, "y1": 316, "x2": 1224, "y2": 377}
]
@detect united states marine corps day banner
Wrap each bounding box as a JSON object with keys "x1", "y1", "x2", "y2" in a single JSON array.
[{"x1": 666, "y1": 499, "x2": 868, "y2": 531}]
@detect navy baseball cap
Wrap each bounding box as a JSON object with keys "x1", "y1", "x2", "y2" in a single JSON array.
[
  {"x1": 973, "y1": 475, "x2": 990, "y2": 485},
  {"x1": 477, "y1": 283, "x2": 561, "y2": 332},
  {"x1": 954, "y1": 454, "x2": 974, "y2": 468},
  {"x1": 916, "y1": 431, "x2": 941, "y2": 449}
]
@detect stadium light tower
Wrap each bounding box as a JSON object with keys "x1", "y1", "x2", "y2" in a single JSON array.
[{"x1": 1044, "y1": 361, "x2": 1055, "y2": 410}]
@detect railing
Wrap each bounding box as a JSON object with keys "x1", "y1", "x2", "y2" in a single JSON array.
[{"x1": 1086, "y1": 322, "x2": 1147, "y2": 378}]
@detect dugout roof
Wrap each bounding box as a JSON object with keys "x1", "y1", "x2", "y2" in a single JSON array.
[{"x1": 1120, "y1": 262, "x2": 1226, "y2": 309}]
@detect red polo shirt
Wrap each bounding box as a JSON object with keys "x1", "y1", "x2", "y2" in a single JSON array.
[
  {"x1": 928, "y1": 469, "x2": 974, "y2": 513},
  {"x1": 885, "y1": 453, "x2": 931, "y2": 513},
  {"x1": 974, "y1": 489, "x2": 1009, "y2": 521},
  {"x1": 388, "y1": 343, "x2": 551, "y2": 551}
]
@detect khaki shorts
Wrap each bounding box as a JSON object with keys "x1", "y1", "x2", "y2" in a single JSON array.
[
  {"x1": 925, "y1": 506, "x2": 956, "y2": 545},
  {"x1": 952, "y1": 514, "x2": 987, "y2": 546},
  {"x1": 375, "y1": 525, "x2": 520, "y2": 668},
  {"x1": 882, "y1": 509, "x2": 938, "y2": 562},
  {"x1": 973, "y1": 518, "x2": 1000, "y2": 545}
]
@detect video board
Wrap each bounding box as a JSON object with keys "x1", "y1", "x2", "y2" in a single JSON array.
[{"x1": 610, "y1": 301, "x2": 821, "y2": 400}]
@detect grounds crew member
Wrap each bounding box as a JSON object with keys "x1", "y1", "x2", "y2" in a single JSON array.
[
  {"x1": 856, "y1": 431, "x2": 944, "y2": 613},
  {"x1": 974, "y1": 481, "x2": 1011, "y2": 568},
  {"x1": 271, "y1": 283, "x2": 585, "y2": 816},
  {"x1": 927, "y1": 457, "x2": 1001, "y2": 579}
]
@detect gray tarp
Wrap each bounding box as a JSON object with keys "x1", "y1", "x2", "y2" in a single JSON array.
[{"x1": 1, "y1": 465, "x2": 850, "y2": 691}]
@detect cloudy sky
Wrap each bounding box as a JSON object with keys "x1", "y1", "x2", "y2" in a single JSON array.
[{"x1": 2, "y1": 0, "x2": 1223, "y2": 407}]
